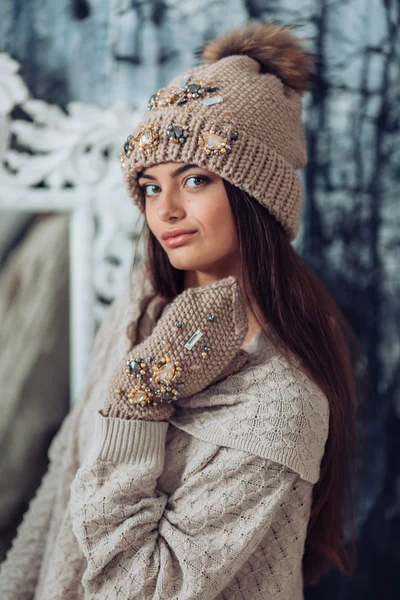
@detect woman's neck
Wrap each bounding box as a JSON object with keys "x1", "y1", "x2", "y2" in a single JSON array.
[{"x1": 243, "y1": 304, "x2": 265, "y2": 345}]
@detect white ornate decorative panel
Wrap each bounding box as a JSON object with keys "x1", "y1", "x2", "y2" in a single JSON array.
[{"x1": 0, "y1": 53, "x2": 145, "y2": 402}]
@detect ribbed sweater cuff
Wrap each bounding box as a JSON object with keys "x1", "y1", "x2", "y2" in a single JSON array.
[{"x1": 86, "y1": 411, "x2": 169, "y2": 466}]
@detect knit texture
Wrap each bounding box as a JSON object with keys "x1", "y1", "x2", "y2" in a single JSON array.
[
  {"x1": 103, "y1": 276, "x2": 249, "y2": 420},
  {"x1": 0, "y1": 265, "x2": 330, "y2": 599},
  {"x1": 121, "y1": 22, "x2": 311, "y2": 241}
]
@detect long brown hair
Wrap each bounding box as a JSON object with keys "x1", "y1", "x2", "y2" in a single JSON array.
[{"x1": 132, "y1": 178, "x2": 370, "y2": 586}]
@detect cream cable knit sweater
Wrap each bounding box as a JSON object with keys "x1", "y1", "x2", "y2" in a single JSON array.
[{"x1": 0, "y1": 268, "x2": 329, "y2": 599}]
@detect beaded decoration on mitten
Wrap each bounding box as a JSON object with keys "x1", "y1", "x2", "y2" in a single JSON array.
[{"x1": 101, "y1": 276, "x2": 249, "y2": 421}]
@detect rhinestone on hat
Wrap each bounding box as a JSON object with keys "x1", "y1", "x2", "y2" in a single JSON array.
[
  {"x1": 202, "y1": 94, "x2": 223, "y2": 106},
  {"x1": 147, "y1": 76, "x2": 221, "y2": 111},
  {"x1": 198, "y1": 130, "x2": 231, "y2": 156},
  {"x1": 179, "y1": 75, "x2": 220, "y2": 103},
  {"x1": 120, "y1": 123, "x2": 160, "y2": 167},
  {"x1": 137, "y1": 123, "x2": 160, "y2": 152},
  {"x1": 148, "y1": 89, "x2": 181, "y2": 110},
  {"x1": 120, "y1": 134, "x2": 134, "y2": 168},
  {"x1": 166, "y1": 124, "x2": 189, "y2": 145}
]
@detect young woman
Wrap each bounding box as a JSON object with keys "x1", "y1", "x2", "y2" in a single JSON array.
[{"x1": 0, "y1": 22, "x2": 363, "y2": 599}]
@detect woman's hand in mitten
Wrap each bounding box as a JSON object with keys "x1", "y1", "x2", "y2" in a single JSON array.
[{"x1": 101, "y1": 275, "x2": 249, "y2": 421}]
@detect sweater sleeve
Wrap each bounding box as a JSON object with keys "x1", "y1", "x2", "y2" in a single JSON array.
[
  {"x1": 0, "y1": 403, "x2": 82, "y2": 600},
  {"x1": 70, "y1": 412, "x2": 312, "y2": 600}
]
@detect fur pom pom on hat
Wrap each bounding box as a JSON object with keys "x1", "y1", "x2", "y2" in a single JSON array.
[
  {"x1": 120, "y1": 21, "x2": 314, "y2": 241},
  {"x1": 201, "y1": 22, "x2": 313, "y2": 95}
]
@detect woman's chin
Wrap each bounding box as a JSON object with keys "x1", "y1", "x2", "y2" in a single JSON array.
[
  {"x1": 168, "y1": 258, "x2": 205, "y2": 271},
  {"x1": 166, "y1": 250, "x2": 210, "y2": 272}
]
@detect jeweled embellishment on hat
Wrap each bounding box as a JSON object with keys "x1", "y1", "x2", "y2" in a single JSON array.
[
  {"x1": 166, "y1": 124, "x2": 189, "y2": 144},
  {"x1": 137, "y1": 123, "x2": 160, "y2": 152},
  {"x1": 198, "y1": 131, "x2": 231, "y2": 156},
  {"x1": 120, "y1": 123, "x2": 160, "y2": 167},
  {"x1": 202, "y1": 94, "x2": 223, "y2": 106},
  {"x1": 148, "y1": 93, "x2": 158, "y2": 110},
  {"x1": 148, "y1": 76, "x2": 221, "y2": 111},
  {"x1": 148, "y1": 90, "x2": 181, "y2": 110},
  {"x1": 179, "y1": 76, "x2": 220, "y2": 102},
  {"x1": 120, "y1": 134, "x2": 134, "y2": 168}
]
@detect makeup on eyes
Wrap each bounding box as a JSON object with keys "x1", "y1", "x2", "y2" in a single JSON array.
[
  {"x1": 184, "y1": 175, "x2": 210, "y2": 187},
  {"x1": 140, "y1": 173, "x2": 211, "y2": 196}
]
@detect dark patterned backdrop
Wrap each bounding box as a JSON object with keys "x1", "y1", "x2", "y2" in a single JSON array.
[{"x1": 1, "y1": 1, "x2": 399, "y2": 597}]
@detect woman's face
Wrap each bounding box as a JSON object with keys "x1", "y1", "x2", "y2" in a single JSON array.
[{"x1": 138, "y1": 161, "x2": 240, "y2": 285}]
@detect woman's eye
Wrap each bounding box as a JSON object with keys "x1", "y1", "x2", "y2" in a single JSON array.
[
  {"x1": 142, "y1": 184, "x2": 160, "y2": 196},
  {"x1": 185, "y1": 176, "x2": 209, "y2": 188}
]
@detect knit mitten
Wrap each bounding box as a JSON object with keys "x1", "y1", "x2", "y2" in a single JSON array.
[{"x1": 101, "y1": 275, "x2": 249, "y2": 421}]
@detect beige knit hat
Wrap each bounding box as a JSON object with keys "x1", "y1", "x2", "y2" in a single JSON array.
[{"x1": 120, "y1": 22, "x2": 313, "y2": 241}]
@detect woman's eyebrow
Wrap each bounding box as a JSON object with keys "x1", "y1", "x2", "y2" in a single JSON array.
[{"x1": 138, "y1": 164, "x2": 201, "y2": 181}]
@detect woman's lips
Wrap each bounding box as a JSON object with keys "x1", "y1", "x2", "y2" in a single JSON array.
[{"x1": 163, "y1": 231, "x2": 198, "y2": 248}]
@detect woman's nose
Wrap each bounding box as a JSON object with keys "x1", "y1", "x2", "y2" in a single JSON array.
[{"x1": 157, "y1": 188, "x2": 185, "y2": 221}]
